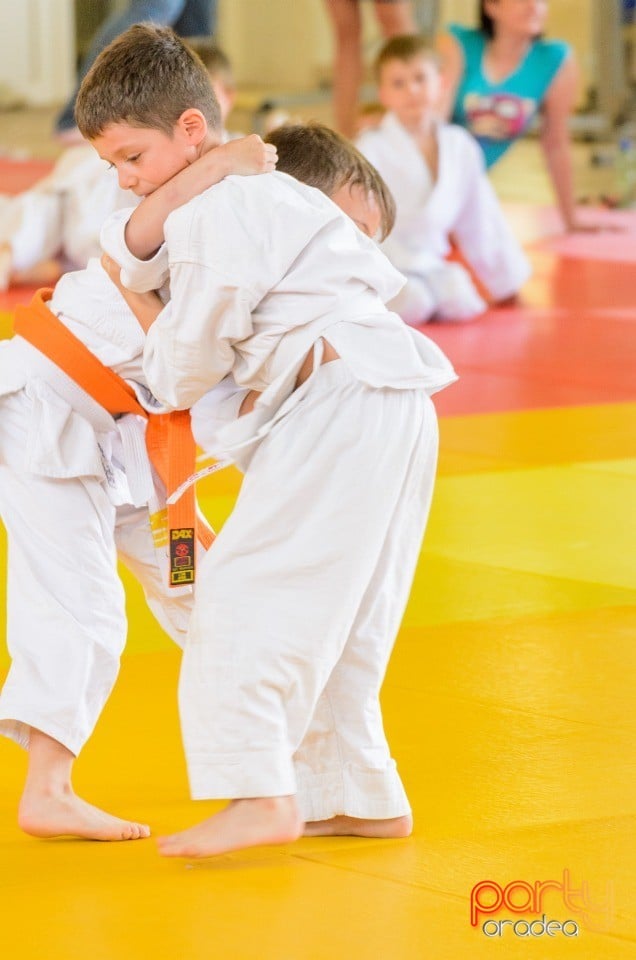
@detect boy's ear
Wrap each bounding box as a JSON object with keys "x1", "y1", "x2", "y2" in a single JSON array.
[{"x1": 177, "y1": 108, "x2": 208, "y2": 145}]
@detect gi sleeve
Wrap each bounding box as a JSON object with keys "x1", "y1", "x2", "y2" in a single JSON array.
[{"x1": 100, "y1": 207, "x2": 170, "y2": 292}]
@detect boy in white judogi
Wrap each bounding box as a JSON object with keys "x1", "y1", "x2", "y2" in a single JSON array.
[
  {"x1": 0, "y1": 131, "x2": 273, "y2": 842},
  {"x1": 81, "y1": 25, "x2": 457, "y2": 858},
  {"x1": 357, "y1": 35, "x2": 530, "y2": 326}
]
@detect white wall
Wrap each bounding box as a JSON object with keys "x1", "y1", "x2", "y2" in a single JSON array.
[{"x1": 0, "y1": 0, "x2": 75, "y2": 104}]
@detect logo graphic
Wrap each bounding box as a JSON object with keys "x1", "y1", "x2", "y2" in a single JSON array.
[{"x1": 470, "y1": 870, "x2": 614, "y2": 938}]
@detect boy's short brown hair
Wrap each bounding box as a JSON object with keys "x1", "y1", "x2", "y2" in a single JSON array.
[
  {"x1": 374, "y1": 34, "x2": 440, "y2": 80},
  {"x1": 265, "y1": 122, "x2": 395, "y2": 240},
  {"x1": 75, "y1": 23, "x2": 221, "y2": 139}
]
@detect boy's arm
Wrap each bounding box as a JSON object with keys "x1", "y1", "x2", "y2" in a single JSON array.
[
  {"x1": 101, "y1": 207, "x2": 169, "y2": 294},
  {"x1": 123, "y1": 135, "x2": 277, "y2": 261},
  {"x1": 101, "y1": 254, "x2": 163, "y2": 333}
]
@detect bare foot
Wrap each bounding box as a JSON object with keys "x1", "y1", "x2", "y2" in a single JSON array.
[
  {"x1": 303, "y1": 813, "x2": 413, "y2": 838},
  {"x1": 18, "y1": 788, "x2": 151, "y2": 841},
  {"x1": 158, "y1": 796, "x2": 303, "y2": 858}
]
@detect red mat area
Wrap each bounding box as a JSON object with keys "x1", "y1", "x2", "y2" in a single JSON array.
[
  {"x1": 0, "y1": 285, "x2": 39, "y2": 312},
  {"x1": 0, "y1": 157, "x2": 55, "y2": 195},
  {"x1": 426, "y1": 248, "x2": 636, "y2": 417}
]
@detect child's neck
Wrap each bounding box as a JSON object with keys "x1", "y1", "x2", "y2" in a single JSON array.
[{"x1": 395, "y1": 110, "x2": 436, "y2": 140}]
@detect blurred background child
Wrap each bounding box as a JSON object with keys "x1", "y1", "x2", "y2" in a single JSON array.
[{"x1": 357, "y1": 34, "x2": 530, "y2": 326}]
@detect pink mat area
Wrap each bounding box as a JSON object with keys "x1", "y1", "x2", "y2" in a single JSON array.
[{"x1": 504, "y1": 202, "x2": 636, "y2": 261}]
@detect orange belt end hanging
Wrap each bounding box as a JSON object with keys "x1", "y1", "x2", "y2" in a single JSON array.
[{"x1": 167, "y1": 410, "x2": 197, "y2": 587}]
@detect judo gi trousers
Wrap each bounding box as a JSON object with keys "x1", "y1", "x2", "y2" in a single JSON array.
[
  {"x1": 389, "y1": 261, "x2": 487, "y2": 326},
  {"x1": 0, "y1": 392, "x2": 192, "y2": 756},
  {"x1": 181, "y1": 360, "x2": 439, "y2": 821}
]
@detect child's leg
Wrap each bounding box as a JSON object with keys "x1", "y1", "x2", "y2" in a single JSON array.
[
  {"x1": 19, "y1": 729, "x2": 148, "y2": 841},
  {"x1": 296, "y1": 394, "x2": 438, "y2": 834},
  {"x1": 388, "y1": 274, "x2": 439, "y2": 326},
  {"x1": 159, "y1": 364, "x2": 435, "y2": 856},
  {"x1": 115, "y1": 501, "x2": 193, "y2": 648},
  {"x1": 0, "y1": 429, "x2": 149, "y2": 840},
  {"x1": 427, "y1": 262, "x2": 488, "y2": 322},
  {"x1": 389, "y1": 265, "x2": 487, "y2": 325}
]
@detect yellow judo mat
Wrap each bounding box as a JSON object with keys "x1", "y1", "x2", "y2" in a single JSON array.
[{"x1": 1, "y1": 393, "x2": 634, "y2": 958}]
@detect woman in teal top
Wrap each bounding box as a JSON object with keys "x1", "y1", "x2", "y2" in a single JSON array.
[{"x1": 437, "y1": 0, "x2": 593, "y2": 232}]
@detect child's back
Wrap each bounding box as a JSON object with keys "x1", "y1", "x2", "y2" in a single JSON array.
[{"x1": 105, "y1": 170, "x2": 454, "y2": 422}]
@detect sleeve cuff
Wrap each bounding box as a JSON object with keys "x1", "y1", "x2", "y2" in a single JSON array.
[{"x1": 100, "y1": 207, "x2": 169, "y2": 292}]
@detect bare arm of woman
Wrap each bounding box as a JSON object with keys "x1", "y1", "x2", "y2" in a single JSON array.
[
  {"x1": 123, "y1": 135, "x2": 278, "y2": 261},
  {"x1": 435, "y1": 31, "x2": 465, "y2": 121},
  {"x1": 540, "y1": 54, "x2": 610, "y2": 233}
]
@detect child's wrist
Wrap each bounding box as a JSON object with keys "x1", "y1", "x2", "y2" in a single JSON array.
[{"x1": 207, "y1": 142, "x2": 233, "y2": 180}]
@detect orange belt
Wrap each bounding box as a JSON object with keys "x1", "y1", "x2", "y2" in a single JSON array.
[{"x1": 13, "y1": 289, "x2": 214, "y2": 586}]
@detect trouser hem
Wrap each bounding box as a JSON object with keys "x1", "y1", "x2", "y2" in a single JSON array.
[
  {"x1": 0, "y1": 708, "x2": 85, "y2": 755},
  {"x1": 187, "y1": 748, "x2": 297, "y2": 800},
  {"x1": 297, "y1": 763, "x2": 411, "y2": 822}
]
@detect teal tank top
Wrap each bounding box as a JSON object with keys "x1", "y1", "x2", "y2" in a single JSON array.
[{"x1": 448, "y1": 23, "x2": 570, "y2": 168}]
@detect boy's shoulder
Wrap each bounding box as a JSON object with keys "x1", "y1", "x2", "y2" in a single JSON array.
[
  {"x1": 166, "y1": 171, "x2": 341, "y2": 232},
  {"x1": 356, "y1": 112, "x2": 402, "y2": 158},
  {"x1": 199, "y1": 169, "x2": 330, "y2": 204}
]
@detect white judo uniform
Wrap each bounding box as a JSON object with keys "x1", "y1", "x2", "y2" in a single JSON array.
[
  {"x1": 0, "y1": 144, "x2": 132, "y2": 286},
  {"x1": 102, "y1": 171, "x2": 457, "y2": 820},
  {"x1": 0, "y1": 260, "x2": 193, "y2": 756},
  {"x1": 357, "y1": 113, "x2": 531, "y2": 325}
]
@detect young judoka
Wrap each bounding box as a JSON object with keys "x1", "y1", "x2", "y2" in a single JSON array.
[
  {"x1": 103, "y1": 121, "x2": 398, "y2": 443},
  {"x1": 0, "y1": 124, "x2": 275, "y2": 842},
  {"x1": 356, "y1": 34, "x2": 531, "y2": 326},
  {"x1": 79, "y1": 24, "x2": 457, "y2": 858},
  {"x1": 0, "y1": 41, "x2": 236, "y2": 293}
]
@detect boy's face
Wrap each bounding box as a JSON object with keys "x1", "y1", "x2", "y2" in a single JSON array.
[
  {"x1": 330, "y1": 182, "x2": 382, "y2": 239},
  {"x1": 92, "y1": 122, "x2": 198, "y2": 197},
  {"x1": 378, "y1": 56, "x2": 442, "y2": 126}
]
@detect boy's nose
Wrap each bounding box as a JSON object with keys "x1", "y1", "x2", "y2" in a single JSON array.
[{"x1": 118, "y1": 169, "x2": 137, "y2": 191}]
